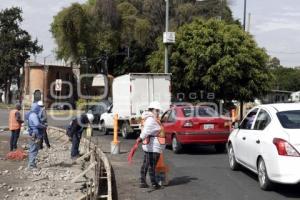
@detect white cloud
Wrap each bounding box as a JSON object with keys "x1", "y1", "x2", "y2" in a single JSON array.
[
  {"x1": 230, "y1": 0, "x2": 300, "y2": 66},
  {"x1": 255, "y1": 21, "x2": 300, "y2": 32},
  {"x1": 0, "y1": 0, "x2": 86, "y2": 59}
]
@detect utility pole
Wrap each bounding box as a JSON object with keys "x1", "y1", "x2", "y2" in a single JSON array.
[
  {"x1": 240, "y1": 0, "x2": 247, "y2": 120},
  {"x1": 164, "y1": 0, "x2": 169, "y2": 73},
  {"x1": 243, "y1": 0, "x2": 247, "y2": 30}
]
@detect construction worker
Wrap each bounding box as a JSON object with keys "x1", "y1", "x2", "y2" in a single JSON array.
[
  {"x1": 136, "y1": 101, "x2": 166, "y2": 189},
  {"x1": 8, "y1": 103, "x2": 23, "y2": 151},
  {"x1": 37, "y1": 101, "x2": 50, "y2": 149},
  {"x1": 68, "y1": 113, "x2": 94, "y2": 159},
  {"x1": 27, "y1": 103, "x2": 45, "y2": 169}
]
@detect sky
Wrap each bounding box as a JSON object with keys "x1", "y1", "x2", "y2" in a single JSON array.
[
  {"x1": 0, "y1": 0, "x2": 300, "y2": 67},
  {"x1": 230, "y1": 0, "x2": 300, "y2": 67}
]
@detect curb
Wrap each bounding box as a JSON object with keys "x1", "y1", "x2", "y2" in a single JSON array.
[{"x1": 48, "y1": 126, "x2": 114, "y2": 200}]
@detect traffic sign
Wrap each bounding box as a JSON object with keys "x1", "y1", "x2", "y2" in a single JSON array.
[
  {"x1": 55, "y1": 79, "x2": 62, "y2": 91},
  {"x1": 163, "y1": 32, "x2": 176, "y2": 44}
]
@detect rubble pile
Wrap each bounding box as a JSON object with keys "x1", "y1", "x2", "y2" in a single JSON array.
[{"x1": 1, "y1": 138, "x2": 89, "y2": 200}]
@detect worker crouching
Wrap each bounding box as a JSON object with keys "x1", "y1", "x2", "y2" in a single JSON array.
[{"x1": 67, "y1": 113, "x2": 94, "y2": 159}]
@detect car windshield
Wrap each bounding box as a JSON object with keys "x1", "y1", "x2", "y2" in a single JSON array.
[
  {"x1": 277, "y1": 110, "x2": 300, "y2": 129},
  {"x1": 182, "y1": 107, "x2": 219, "y2": 117}
]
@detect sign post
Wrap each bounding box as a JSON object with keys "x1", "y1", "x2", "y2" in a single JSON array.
[{"x1": 55, "y1": 79, "x2": 62, "y2": 106}]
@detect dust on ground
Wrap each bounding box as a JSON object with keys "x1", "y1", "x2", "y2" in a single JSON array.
[{"x1": 0, "y1": 131, "x2": 89, "y2": 200}]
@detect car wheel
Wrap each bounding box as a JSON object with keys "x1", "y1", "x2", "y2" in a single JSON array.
[
  {"x1": 258, "y1": 158, "x2": 273, "y2": 190},
  {"x1": 100, "y1": 121, "x2": 109, "y2": 135},
  {"x1": 121, "y1": 122, "x2": 130, "y2": 139},
  {"x1": 215, "y1": 144, "x2": 226, "y2": 153},
  {"x1": 227, "y1": 144, "x2": 239, "y2": 171},
  {"x1": 172, "y1": 135, "x2": 182, "y2": 154}
]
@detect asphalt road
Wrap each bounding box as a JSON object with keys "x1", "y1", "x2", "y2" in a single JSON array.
[
  {"x1": 90, "y1": 129, "x2": 300, "y2": 200},
  {"x1": 1, "y1": 109, "x2": 300, "y2": 200}
]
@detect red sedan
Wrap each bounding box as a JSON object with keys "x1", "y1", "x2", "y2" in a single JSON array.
[{"x1": 161, "y1": 106, "x2": 231, "y2": 153}]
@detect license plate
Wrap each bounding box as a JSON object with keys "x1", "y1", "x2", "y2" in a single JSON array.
[{"x1": 204, "y1": 124, "x2": 214, "y2": 130}]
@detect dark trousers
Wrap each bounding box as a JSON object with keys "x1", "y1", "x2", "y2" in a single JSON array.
[
  {"x1": 140, "y1": 151, "x2": 160, "y2": 185},
  {"x1": 39, "y1": 128, "x2": 50, "y2": 149},
  {"x1": 10, "y1": 129, "x2": 20, "y2": 151},
  {"x1": 71, "y1": 133, "x2": 81, "y2": 157}
]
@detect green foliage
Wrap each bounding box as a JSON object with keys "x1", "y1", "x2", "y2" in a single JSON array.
[
  {"x1": 148, "y1": 19, "x2": 273, "y2": 102},
  {"x1": 271, "y1": 66, "x2": 300, "y2": 92},
  {"x1": 51, "y1": 0, "x2": 235, "y2": 76},
  {"x1": 0, "y1": 7, "x2": 42, "y2": 102}
]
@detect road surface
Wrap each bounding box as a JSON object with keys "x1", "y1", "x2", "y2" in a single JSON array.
[{"x1": 1, "y1": 109, "x2": 300, "y2": 200}]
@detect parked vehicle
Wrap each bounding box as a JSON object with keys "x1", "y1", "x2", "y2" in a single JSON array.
[
  {"x1": 228, "y1": 103, "x2": 300, "y2": 190},
  {"x1": 86, "y1": 100, "x2": 111, "y2": 127},
  {"x1": 100, "y1": 73, "x2": 172, "y2": 138},
  {"x1": 161, "y1": 105, "x2": 231, "y2": 154}
]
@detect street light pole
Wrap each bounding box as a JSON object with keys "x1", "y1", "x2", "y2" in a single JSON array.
[
  {"x1": 243, "y1": 0, "x2": 247, "y2": 30},
  {"x1": 164, "y1": 0, "x2": 169, "y2": 74}
]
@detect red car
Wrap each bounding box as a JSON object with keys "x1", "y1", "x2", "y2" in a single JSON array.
[{"x1": 161, "y1": 105, "x2": 231, "y2": 153}]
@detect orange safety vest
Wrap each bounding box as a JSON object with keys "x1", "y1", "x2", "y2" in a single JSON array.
[
  {"x1": 9, "y1": 109, "x2": 21, "y2": 131},
  {"x1": 141, "y1": 117, "x2": 166, "y2": 145}
]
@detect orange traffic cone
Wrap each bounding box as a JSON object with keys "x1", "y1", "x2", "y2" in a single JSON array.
[
  {"x1": 155, "y1": 153, "x2": 169, "y2": 186},
  {"x1": 156, "y1": 153, "x2": 169, "y2": 173}
]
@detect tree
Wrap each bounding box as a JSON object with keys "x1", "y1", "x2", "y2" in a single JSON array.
[
  {"x1": 147, "y1": 19, "x2": 273, "y2": 103},
  {"x1": 271, "y1": 66, "x2": 300, "y2": 91},
  {"x1": 268, "y1": 57, "x2": 281, "y2": 68},
  {"x1": 51, "y1": 0, "x2": 235, "y2": 76},
  {"x1": 0, "y1": 7, "x2": 42, "y2": 103}
]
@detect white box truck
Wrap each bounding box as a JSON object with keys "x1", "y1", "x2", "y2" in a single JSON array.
[{"x1": 100, "y1": 73, "x2": 171, "y2": 138}]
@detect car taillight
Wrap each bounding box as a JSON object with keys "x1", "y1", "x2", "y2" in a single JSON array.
[
  {"x1": 273, "y1": 138, "x2": 300, "y2": 157},
  {"x1": 183, "y1": 121, "x2": 193, "y2": 128}
]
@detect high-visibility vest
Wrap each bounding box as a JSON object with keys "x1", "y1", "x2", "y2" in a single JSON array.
[
  {"x1": 141, "y1": 117, "x2": 166, "y2": 145},
  {"x1": 9, "y1": 109, "x2": 21, "y2": 131}
]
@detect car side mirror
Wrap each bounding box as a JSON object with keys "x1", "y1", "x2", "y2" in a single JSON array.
[{"x1": 233, "y1": 122, "x2": 239, "y2": 129}]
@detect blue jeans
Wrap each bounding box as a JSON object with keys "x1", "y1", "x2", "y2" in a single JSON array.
[
  {"x1": 71, "y1": 133, "x2": 81, "y2": 158},
  {"x1": 28, "y1": 140, "x2": 39, "y2": 168},
  {"x1": 10, "y1": 129, "x2": 20, "y2": 151}
]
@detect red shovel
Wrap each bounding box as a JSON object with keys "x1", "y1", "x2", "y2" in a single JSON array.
[{"x1": 128, "y1": 141, "x2": 140, "y2": 164}]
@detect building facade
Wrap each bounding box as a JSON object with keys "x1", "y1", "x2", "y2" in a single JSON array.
[{"x1": 23, "y1": 61, "x2": 76, "y2": 108}]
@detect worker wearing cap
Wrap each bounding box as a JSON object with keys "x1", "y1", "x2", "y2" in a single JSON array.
[
  {"x1": 37, "y1": 101, "x2": 50, "y2": 149},
  {"x1": 136, "y1": 101, "x2": 166, "y2": 190},
  {"x1": 8, "y1": 103, "x2": 23, "y2": 151},
  {"x1": 68, "y1": 113, "x2": 94, "y2": 159}
]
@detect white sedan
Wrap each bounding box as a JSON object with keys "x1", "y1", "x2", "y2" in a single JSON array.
[{"x1": 228, "y1": 103, "x2": 300, "y2": 190}]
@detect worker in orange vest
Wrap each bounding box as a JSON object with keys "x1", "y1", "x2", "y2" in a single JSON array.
[
  {"x1": 136, "y1": 101, "x2": 166, "y2": 190},
  {"x1": 8, "y1": 103, "x2": 23, "y2": 151}
]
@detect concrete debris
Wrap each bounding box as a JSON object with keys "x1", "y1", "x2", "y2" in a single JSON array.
[{"x1": 7, "y1": 139, "x2": 89, "y2": 200}]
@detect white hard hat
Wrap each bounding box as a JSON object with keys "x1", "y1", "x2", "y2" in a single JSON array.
[
  {"x1": 86, "y1": 113, "x2": 94, "y2": 123},
  {"x1": 37, "y1": 101, "x2": 44, "y2": 107},
  {"x1": 148, "y1": 101, "x2": 162, "y2": 110}
]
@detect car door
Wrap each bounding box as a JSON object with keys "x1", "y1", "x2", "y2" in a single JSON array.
[
  {"x1": 246, "y1": 109, "x2": 271, "y2": 170},
  {"x1": 105, "y1": 105, "x2": 114, "y2": 129},
  {"x1": 161, "y1": 110, "x2": 175, "y2": 144},
  {"x1": 235, "y1": 108, "x2": 259, "y2": 165}
]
